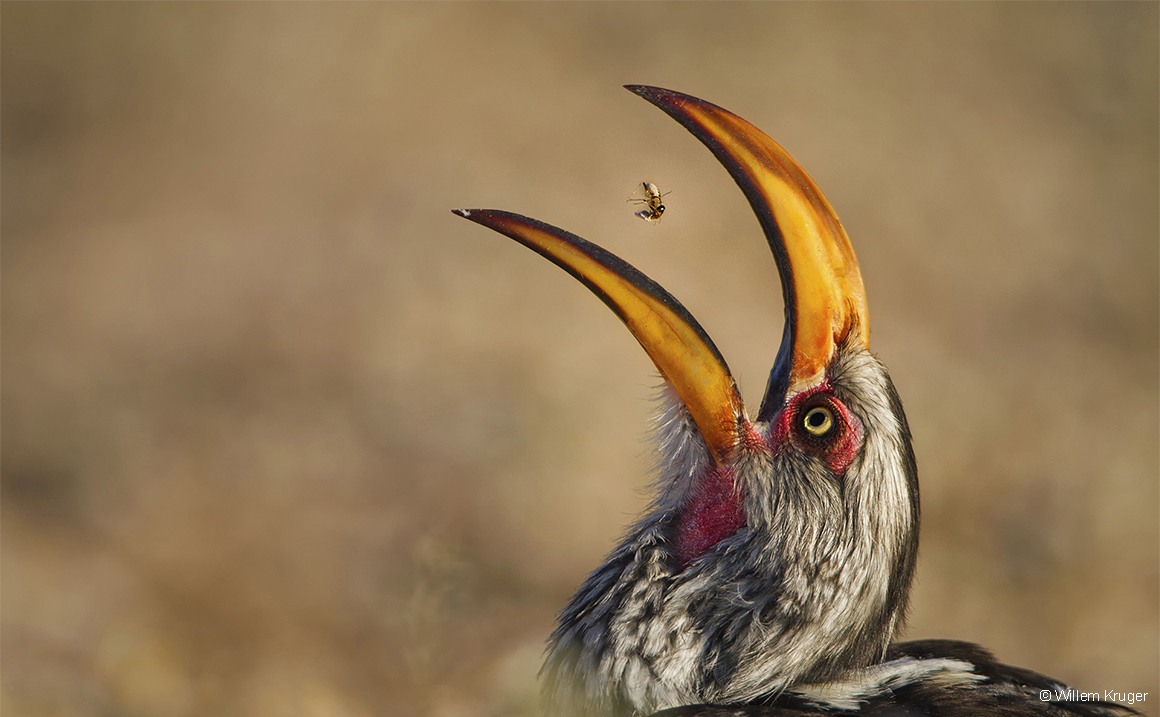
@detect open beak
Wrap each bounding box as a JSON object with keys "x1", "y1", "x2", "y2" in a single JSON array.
[
  {"x1": 453, "y1": 86, "x2": 869, "y2": 462},
  {"x1": 626, "y1": 86, "x2": 869, "y2": 422}
]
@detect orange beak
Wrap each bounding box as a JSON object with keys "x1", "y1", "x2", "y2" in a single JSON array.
[
  {"x1": 451, "y1": 209, "x2": 744, "y2": 466},
  {"x1": 626, "y1": 86, "x2": 869, "y2": 421}
]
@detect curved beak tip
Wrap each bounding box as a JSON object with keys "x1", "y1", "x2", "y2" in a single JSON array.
[
  {"x1": 623, "y1": 84, "x2": 655, "y2": 97},
  {"x1": 624, "y1": 84, "x2": 682, "y2": 103}
]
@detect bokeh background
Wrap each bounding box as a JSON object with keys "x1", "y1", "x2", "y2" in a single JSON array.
[{"x1": 3, "y1": 4, "x2": 1157, "y2": 717}]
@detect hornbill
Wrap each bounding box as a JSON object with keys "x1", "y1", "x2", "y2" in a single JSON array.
[{"x1": 453, "y1": 87, "x2": 1133, "y2": 717}]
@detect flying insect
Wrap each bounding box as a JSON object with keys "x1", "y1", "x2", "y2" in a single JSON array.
[{"x1": 628, "y1": 181, "x2": 670, "y2": 223}]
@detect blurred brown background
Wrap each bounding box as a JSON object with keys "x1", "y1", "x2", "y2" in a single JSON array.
[{"x1": 3, "y1": 4, "x2": 1157, "y2": 716}]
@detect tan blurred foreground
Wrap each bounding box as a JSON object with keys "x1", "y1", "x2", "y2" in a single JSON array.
[{"x1": 3, "y1": 4, "x2": 1157, "y2": 716}]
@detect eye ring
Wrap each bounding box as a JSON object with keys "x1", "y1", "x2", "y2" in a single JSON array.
[{"x1": 802, "y1": 406, "x2": 835, "y2": 436}]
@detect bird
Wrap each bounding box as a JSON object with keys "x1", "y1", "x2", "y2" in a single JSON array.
[{"x1": 452, "y1": 86, "x2": 1134, "y2": 717}]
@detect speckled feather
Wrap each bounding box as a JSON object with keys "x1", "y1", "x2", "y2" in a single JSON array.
[
  {"x1": 649, "y1": 641, "x2": 1138, "y2": 717},
  {"x1": 542, "y1": 338, "x2": 920, "y2": 716}
]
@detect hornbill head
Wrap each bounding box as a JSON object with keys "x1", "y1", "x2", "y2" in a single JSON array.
[{"x1": 454, "y1": 87, "x2": 920, "y2": 715}]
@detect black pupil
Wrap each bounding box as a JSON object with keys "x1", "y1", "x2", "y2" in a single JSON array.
[{"x1": 808, "y1": 410, "x2": 826, "y2": 427}]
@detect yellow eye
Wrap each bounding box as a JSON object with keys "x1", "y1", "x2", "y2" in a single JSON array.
[{"x1": 803, "y1": 406, "x2": 834, "y2": 436}]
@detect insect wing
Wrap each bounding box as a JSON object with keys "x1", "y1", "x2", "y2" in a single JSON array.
[{"x1": 635, "y1": 207, "x2": 660, "y2": 223}]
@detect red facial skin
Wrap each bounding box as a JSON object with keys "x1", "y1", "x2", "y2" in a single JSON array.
[
  {"x1": 676, "y1": 465, "x2": 747, "y2": 569},
  {"x1": 674, "y1": 382, "x2": 864, "y2": 570},
  {"x1": 770, "y1": 382, "x2": 864, "y2": 477}
]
